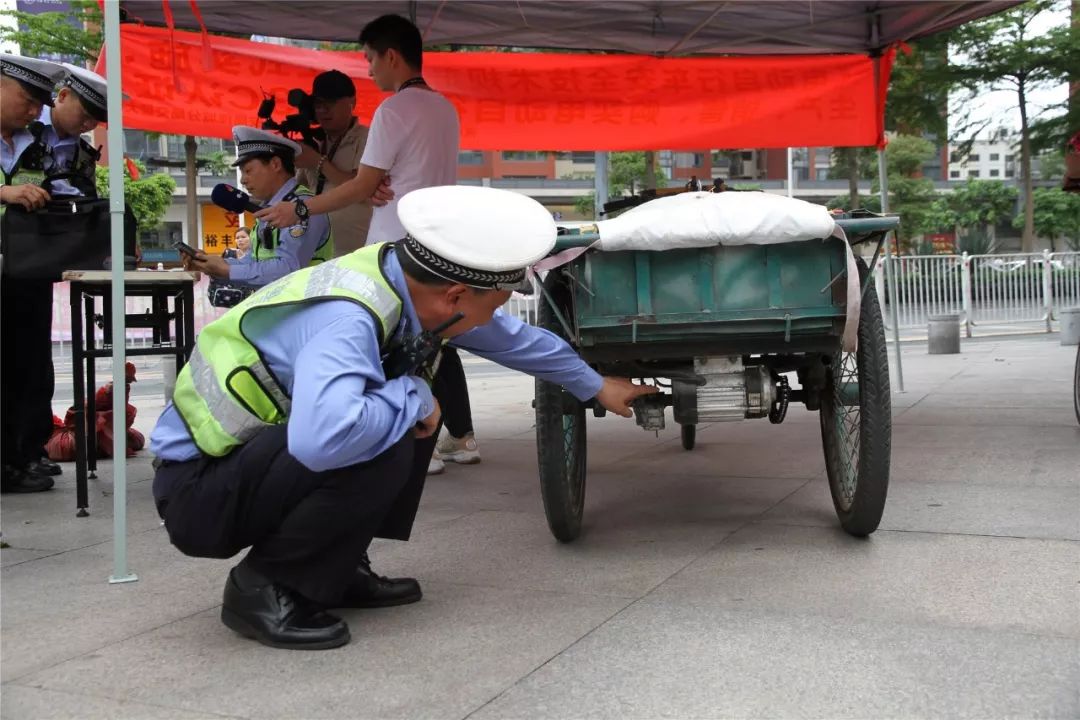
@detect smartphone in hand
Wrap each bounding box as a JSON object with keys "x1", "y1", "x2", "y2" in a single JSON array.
[{"x1": 172, "y1": 240, "x2": 200, "y2": 258}]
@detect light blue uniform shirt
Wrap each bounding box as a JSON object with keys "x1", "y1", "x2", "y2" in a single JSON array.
[
  {"x1": 37, "y1": 106, "x2": 83, "y2": 197},
  {"x1": 150, "y1": 248, "x2": 604, "y2": 471},
  {"x1": 225, "y1": 177, "x2": 330, "y2": 287},
  {"x1": 0, "y1": 127, "x2": 35, "y2": 179}
]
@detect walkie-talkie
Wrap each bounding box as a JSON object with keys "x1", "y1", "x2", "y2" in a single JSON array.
[{"x1": 382, "y1": 312, "x2": 465, "y2": 380}]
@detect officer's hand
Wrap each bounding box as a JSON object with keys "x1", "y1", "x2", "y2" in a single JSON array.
[
  {"x1": 595, "y1": 377, "x2": 659, "y2": 418},
  {"x1": 255, "y1": 202, "x2": 300, "y2": 230},
  {"x1": 1, "y1": 184, "x2": 51, "y2": 211},
  {"x1": 371, "y1": 175, "x2": 394, "y2": 207},
  {"x1": 189, "y1": 251, "x2": 231, "y2": 279},
  {"x1": 295, "y1": 144, "x2": 321, "y2": 171},
  {"x1": 415, "y1": 398, "x2": 441, "y2": 439}
]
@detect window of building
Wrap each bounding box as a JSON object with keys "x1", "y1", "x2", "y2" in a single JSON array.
[
  {"x1": 815, "y1": 148, "x2": 831, "y2": 163},
  {"x1": 950, "y1": 152, "x2": 961, "y2": 162},
  {"x1": 571, "y1": 151, "x2": 595, "y2": 163},
  {"x1": 815, "y1": 168, "x2": 829, "y2": 181},
  {"x1": 989, "y1": 153, "x2": 1000, "y2": 161},
  {"x1": 139, "y1": 221, "x2": 183, "y2": 251},
  {"x1": 710, "y1": 151, "x2": 729, "y2": 166},
  {"x1": 674, "y1": 152, "x2": 704, "y2": 167},
  {"x1": 950, "y1": 170, "x2": 961, "y2": 178},
  {"x1": 969, "y1": 154, "x2": 980, "y2": 162},
  {"x1": 1005, "y1": 167, "x2": 1015, "y2": 177},
  {"x1": 969, "y1": 169, "x2": 980, "y2": 178},
  {"x1": 1005, "y1": 154, "x2": 1014, "y2": 163},
  {"x1": 990, "y1": 169, "x2": 1000, "y2": 177},
  {"x1": 501, "y1": 151, "x2": 546, "y2": 162},
  {"x1": 458, "y1": 151, "x2": 485, "y2": 165}
]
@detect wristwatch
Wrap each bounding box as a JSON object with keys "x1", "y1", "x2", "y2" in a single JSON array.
[{"x1": 294, "y1": 197, "x2": 310, "y2": 222}]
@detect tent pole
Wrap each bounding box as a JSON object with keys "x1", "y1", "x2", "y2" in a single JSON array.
[
  {"x1": 105, "y1": 0, "x2": 136, "y2": 585},
  {"x1": 184, "y1": 136, "x2": 199, "y2": 248},
  {"x1": 877, "y1": 147, "x2": 905, "y2": 393},
  {"x1": 786, "y1": 147, "x2": 794, "y2": 197},
  {"x1": 594, "y1": 151, "x2": 609, "y2": 221}
]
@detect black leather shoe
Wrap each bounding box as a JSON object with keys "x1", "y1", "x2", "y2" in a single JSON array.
[
  {"x1": 1, "y1": 466, "x2": 55, "y2": 494},
  {"x1": 220, "y1": 567, "x2": 350, "y2": 650},
  {"x1": 338, "y1": 553, "x2": 422, "y2": 609},
  {"x1": 30, "y1": 458, "x2": 62, "y2": 476}
]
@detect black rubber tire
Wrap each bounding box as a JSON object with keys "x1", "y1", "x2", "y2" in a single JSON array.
[
  {"x1": 819, "y1": 257, "x2": 892, "y2": 537},
  {"x1": 681, "y1": 424, "x2": 696, "y2": 450},
  {"x1": 535, "y1": 271, "x2": 587, "y2": 542},
  {"x1": 1073, "y1": 345, "x2": 1079, "y2": 426}
]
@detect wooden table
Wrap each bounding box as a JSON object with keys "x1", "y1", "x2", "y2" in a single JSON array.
[{"x1": 63, "y1": 270, "x2": 198, "y2": 516}]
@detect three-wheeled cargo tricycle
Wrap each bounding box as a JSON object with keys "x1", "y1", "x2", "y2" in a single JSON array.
[{"x1": 533, "y1": 210, "x2": 900, "y2": 542}]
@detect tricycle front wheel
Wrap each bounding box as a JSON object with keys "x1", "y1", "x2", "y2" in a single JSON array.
[
  {"x1": 535, "y1": 271, "x2": 587, "y2": 542},
  {"x1": 819, "y1": 258, "x2": 892, "y2": 537}
]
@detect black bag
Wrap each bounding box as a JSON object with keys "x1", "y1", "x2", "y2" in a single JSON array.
[
  {"x1": 207, "y1": 280, "x2": 253, "y2": 308},
  {"x1": 1, "y1": 192, "x2": 137, "y2": 280}
]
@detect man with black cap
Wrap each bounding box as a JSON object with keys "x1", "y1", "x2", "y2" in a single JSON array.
[
  {"x1": 295, "y1": 70, "x2": 373, "y2": 256},
  {"x1": 185, "y1": 126, "x2": 332, "y2": 288},
  {"x1": 1, "y1": 53, "x2": 67, "y2": 493},
  {"x1": 148, "y1": 186, "x2": 656, "y2": 650}
]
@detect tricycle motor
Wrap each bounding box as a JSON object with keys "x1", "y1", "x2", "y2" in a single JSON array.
[{"x1": 672, "y1": 357, "x2": 775, "y2": 424}]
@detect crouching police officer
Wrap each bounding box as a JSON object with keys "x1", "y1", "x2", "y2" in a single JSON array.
[
  {"x1": 149, "y1": 186, "x2": 655, "y2": 650},
  {"x1": 185, "y1": 126, "x2": 332, "y2": 292},
  {"x1": 1, "y1": 53, "x2": 68, "y2": 493}
]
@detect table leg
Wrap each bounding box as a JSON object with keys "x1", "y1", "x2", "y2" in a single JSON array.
[
  {"x1": 70, "y1": 284, "x2": 89, "y2": 517},
  {"x1": 181, "y1": 283, "x2": 195, "y2": 362},
  {"x1": 84, "y1": 294, "x2": 97, "y2": 480}
]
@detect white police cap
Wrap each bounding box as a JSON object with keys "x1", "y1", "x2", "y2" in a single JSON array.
[
  {"x1": 0, "y1": 53, "x2": 64, "y2": 107},
  {"x1": 231, "y1": 126, "x2": 303, "y2": 166},
  {"x1": 397, "y1": 185, "x2": 556, "y2": 289},
  {"x1": 61, "y1": 63, "x2": 108, "y2": 122}
]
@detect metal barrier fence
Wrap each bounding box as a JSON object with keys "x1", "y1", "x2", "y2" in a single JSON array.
[
  {"x1": 873, "y1": 251, "x2": 1080, "y2": 334},
  {"x1": 50, "y1": 252, "x2": 1078, "y2": 352}
]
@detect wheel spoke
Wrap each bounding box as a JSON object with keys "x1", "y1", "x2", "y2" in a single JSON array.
[{"x1": 830, "y1": 350, "x2": 862, "y2": 510}]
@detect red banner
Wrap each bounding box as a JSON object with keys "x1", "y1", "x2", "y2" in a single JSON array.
[{"x1": 103, "y1": 25, "x2": 893, "y2": 150}]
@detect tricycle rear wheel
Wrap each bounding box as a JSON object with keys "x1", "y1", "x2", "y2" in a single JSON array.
[
  {"x1": 535, "y1": 271, "x2": 588, "y2": 542},
  {"x1": 681, "y1": 424, "x2": 696, "y2": 450},
  {"x1": 819, "y1": 257, "x2": 891, "y2": 537}
]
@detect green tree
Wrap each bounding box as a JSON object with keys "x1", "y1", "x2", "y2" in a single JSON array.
[
  {"x1": 95, "y1": 161, "x2": 176, "y2": 230},
  {"x1": 0, "y1": 0, "x2": 101, "y2": 63},
  {"x1": 886, "y1": 34, "x2": 952, "y2": 138},
  {"x1": 947, "y1": 0, "x2": 1080, "y2": 252},
  {"x1": 828, "y1": 147, "x2": 877, "y2": 209},
  {"x1": 1021, "y1": 187, "x2": 1080, "y2": 251},
  {"x1": 609, "y1": 152, "x2": 647, "y2": 195},
  {"x1": 882, "y1": 135, "x2": 938, "y2": 247},
  {"x1": 946, "y1": 179, "x2": 1019, "y2": 251}
]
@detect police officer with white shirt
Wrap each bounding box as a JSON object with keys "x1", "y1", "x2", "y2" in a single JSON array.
[
  {"x1": 185, "y1": 127, "x2": 332, "y2": 289},
  {"x1": 149, "y1": 186, "x2": 656, "y2": 650},
  {"x1": 1, "y1": 54, "x2": 68, "y2": 493}
]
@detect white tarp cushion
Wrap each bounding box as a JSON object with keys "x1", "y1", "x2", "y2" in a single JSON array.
[{"x1": 595, "y1": 191, "x2": 837, "y2": 252}]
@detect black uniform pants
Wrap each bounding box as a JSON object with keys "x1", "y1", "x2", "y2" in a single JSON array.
[
  {"x1": 153, "y1": 423, "x2": 439, "y2": 606},
  {"x1": 436, "y1": 347, "x2": 474, "y2": 438},
  {"x1": 1, "y1": 278, "x2": 55, "y2": 470}
]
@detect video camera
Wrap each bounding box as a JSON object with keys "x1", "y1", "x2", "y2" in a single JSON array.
[{"x1": 257, "y1": 89, "x2": 325, "y2": 149}]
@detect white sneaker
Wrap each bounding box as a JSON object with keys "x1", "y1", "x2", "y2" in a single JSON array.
[
  {"x1": 427, "y1": 453, "x2": 445, "y2": 475},
  {"x1": 436, "y1": 433, "x2": 481, "y2": 464}
]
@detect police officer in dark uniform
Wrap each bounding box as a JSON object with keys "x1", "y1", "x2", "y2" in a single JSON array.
[{"x1": 1, "y1": 53, "x2": 67, "y2": 493}]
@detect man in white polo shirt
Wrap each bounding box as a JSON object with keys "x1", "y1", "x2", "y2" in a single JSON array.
[{"x1": 256, "y1": 13, "x2": 459, "y2": 245}]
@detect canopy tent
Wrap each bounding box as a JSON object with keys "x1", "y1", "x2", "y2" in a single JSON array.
[
  {"x1": 122, "y1": 1, "x2": 1013, "y2": 56},
  {"x1": 109, "y1": 25, "x2": 894, "y2": 149},
  {"x1": 99, "y1": 0, "x2": 1020, "y2": 583}
]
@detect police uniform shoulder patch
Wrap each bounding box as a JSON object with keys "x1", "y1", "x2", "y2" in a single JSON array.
[{"x1": 290, "y1": 226, "x2": 305, "y2": 238}]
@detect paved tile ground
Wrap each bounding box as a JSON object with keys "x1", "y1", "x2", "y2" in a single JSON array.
[{"x1": 2, "y1": 335, "x2": 1078, "y2": 719}]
